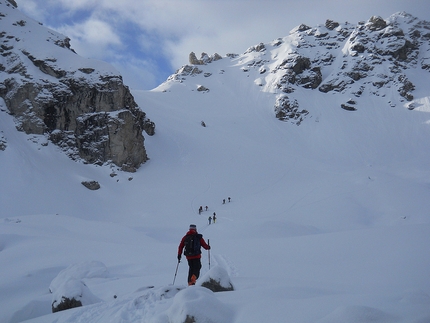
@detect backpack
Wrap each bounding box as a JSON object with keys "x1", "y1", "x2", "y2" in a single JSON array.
[{"x1": 183, "y1": 233, "x2": 202, "y2": 256}]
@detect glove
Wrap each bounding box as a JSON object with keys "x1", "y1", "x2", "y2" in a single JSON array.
[
  {"x1": 208, "y1": 246, "x2": 211, "y2": 250},
  {"x1": 177, "y1": 254, "x2": 181, "y2": 261}
]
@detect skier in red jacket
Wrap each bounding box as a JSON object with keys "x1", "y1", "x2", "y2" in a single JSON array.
[{"x1": 177, "y1": 224, "x2": 210, "y2": 285}]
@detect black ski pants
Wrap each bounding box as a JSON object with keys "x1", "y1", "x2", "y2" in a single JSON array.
[{"x1": 187, "y1": 258, "x2": 202, "y2": 283}]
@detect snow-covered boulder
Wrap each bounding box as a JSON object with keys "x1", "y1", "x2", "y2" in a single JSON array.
[
  {"x1": 197, "y1": 265, "x2": 234, "y2": 292},
  {"x1": 51, "y1": 278, "x2": 101, "y2": 313},
  {"x1": 49, "y1": 261, "x2": 107, "y2": 312}
]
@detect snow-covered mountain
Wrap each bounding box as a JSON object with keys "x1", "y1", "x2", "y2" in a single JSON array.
[
  {"x1": 163, "y1": 12, "x2": 430, "y2": 125},
  {"x1": 1, "y1": 3, "x2": 430, "y2": 323}
]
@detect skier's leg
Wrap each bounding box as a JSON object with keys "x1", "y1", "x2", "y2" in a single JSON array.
[
  {"x1": 195, "y1": 258, "x2": 202, "y2": 279},
  {"x1": 187, "y1": 259, "x2": 194, "y2": 284},
  {"x1": 187, "y1": 258, "x2": 201, "y2": 284}
]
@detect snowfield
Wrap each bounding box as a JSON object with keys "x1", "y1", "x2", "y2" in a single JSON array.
[{"x1": 1, "y1": 6, "x2": 430, "y2": 323}]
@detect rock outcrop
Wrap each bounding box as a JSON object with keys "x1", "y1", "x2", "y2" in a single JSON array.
[
  {"x1": 189, "y1": 52, "x2": 222, "y2": 65},
  {"x1": 0, "y1": 1, "x2": 155, "y2": 171},
  {"x1": 81, "y1": 181, "x2": 101, "y2": 190},
  {"x1": 274, "y1": 95, "x2": 308, "y2": 125}
]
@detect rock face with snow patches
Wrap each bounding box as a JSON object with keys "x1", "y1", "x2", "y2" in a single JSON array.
[
  {"x1": 0, "y1": 1, "x2": 154, "y2": 171},
  {"x1": 163, "y1": 12, "x2": 430, "y2": 125}
]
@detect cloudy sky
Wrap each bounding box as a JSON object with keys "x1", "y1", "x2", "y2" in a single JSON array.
[{"x1": 18, "y1": 0, "x2": 430, "y2": 90}]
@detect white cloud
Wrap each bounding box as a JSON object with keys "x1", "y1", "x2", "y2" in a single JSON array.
[
  {"x1": 56, "y1": 18, "x2": 122, "y2": 59},
  {"x1": 18, "y1": 0, "x2": 48, "y2": 21},
  {"x1": 46, "y1": 0, "x2": 102, "y2": 11},
  {"x1": 111, "y1": 57, "x2": 160, "y2": 90}
]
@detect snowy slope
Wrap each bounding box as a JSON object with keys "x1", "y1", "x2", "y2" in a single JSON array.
[{"x1": 1, "y1": 7, "x2": 430, "y2": 323}]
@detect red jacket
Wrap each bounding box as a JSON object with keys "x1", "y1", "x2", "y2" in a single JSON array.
[{"x1": 178, "y1": 230, "x2": 210, "y2": 260}]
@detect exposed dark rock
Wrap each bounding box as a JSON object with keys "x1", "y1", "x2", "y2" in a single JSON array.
[
  {"x1": 6, "y1": 0, "x2": 17, "y2": 7},
  {"x1": 0, "y1": 133, "x2": 6, "y2": 150},
  {"x1": 325, "y1": 19, "x2": 340, "y2": 30},
  {"x1": 244, "y1": 43, "x2": 266, "y2": 54},
  {"x1": 75, "y1": 109, "x2": 148, "y2": 170},
  {"x1": 189, "y1": 52, "x2": 222, "y2": 65},
  {"x1": 275, "y1": 96, "x2": 308, "y2": 125},
  {"x1": 2, "y1": 76, "x2": 154, "y2": 170},
  {"x1": 52, "y1": 297, "x2": 82, "y2": 313},
  {"x1": 184, "y1": 315, "x2": 196, "y2": 323},
  {"x1": 351, "y1": 42, "x2": 365, "y2": 53},
  {"x1": 275, "y1": 55, "x2": 321, "y2": 90},
  {"x1": 295, "y1": 24, "x2": 312, "y2": 32},
  {"x1": 201, "y1": 278, "x2": 234, "y2": 292},
  {"x1": 291, "y1": 56, "x2": 311, "y2": 74},
  {"x1": 189, "y1": 52, "x2": 202, "y2": 65},
  {"x1": 197, "y1": 85, "x2": 209, "y2": 92},
  {"x1": 170, "y1": 65, "x2": 203, "y2": 82},
  {"x1": 319, "y1": 78, "x2": 353, "y2": 93},
  {"x1": 367, "y1": 16, "x2": 387, "y2": 31},
  {"x1": 79, "y1": 68, "x2": 95, "y2": 74},
  {"x1": 397, "y1": 75, "x2": 415, "y2": 101},
  {"x1": 226, "y1": 53, "x2": 239, "y2": 59},
  {"x1": 390, "y1": 40, "x2": 416, "y2": 61},
  {"x1": 341, "y1": 104, "x2": 357, "y2": 111},
  {"x1": 422, "y1": 57, "x2": 430, "y2": 70},
  {"x1": 298, "y1": 67, "x2": 322, "y2": 89},
  {"x1": 81, "y1": 181, "x2": 101, "y2": 190}
]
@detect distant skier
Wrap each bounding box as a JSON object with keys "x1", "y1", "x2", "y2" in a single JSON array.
[
  {"x1": 228, "y1": 197, "x2": 231, "y2": 202},
  {"x1": 208, "y1": 216, "x2": 212, "y2": 225},
  {"x1": 199, "y1": 206, "x2": 203, "y2": 214},
  {"x1": 213, "y1": 212, "x2": 217, "y2": 223},
  {"x1": 223, "y1": 199, "x2": 225, "y2": 204},
  {"x1": 177, "y1": 224, "x2": 210, "y2": 286},
  {"x1": 205, "y1": 206, "x2": 208, "y2": 211}
]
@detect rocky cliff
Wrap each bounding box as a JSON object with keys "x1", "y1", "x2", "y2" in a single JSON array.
[
  {"x1": 0, "y1": 0, "x2": 154, "y2": 171},
  {"x1": 162, "y1": 12, "x2": 429, "y2": 126}
]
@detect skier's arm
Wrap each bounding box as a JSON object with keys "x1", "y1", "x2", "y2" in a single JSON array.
[
  {"x1": 200, "y1": 237, "x2": 210, "y2": 250},
  {"x1": 178, "y1": 236, "x2": 185, "y2": 255}
]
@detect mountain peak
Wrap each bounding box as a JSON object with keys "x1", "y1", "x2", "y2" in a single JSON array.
[{"x1": 159, "y1": 12, "x2": 429, "y2": 124}]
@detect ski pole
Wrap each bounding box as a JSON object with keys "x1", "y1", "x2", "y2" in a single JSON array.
[
  {"x1": 208, "y1": 239, "x2": 211, "y2": 269},
  {"x1": 172, "y1": 260, "x2": 180, "y2": 285}
]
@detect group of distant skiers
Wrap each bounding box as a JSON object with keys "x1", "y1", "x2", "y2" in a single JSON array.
[
  {"x1": 199, "y1": 206, "x2": 217, "y2": 224},
  {"x1": 198, "y1": 197, "x2": 231, "y2": 225}
]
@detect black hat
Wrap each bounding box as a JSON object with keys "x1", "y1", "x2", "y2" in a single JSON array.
[{"x1": 189, "y1": 224, "x2": 197, "y2": 230}]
